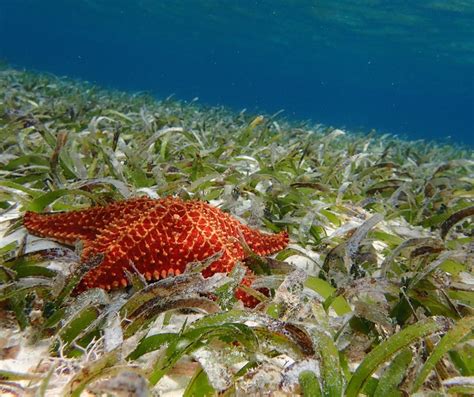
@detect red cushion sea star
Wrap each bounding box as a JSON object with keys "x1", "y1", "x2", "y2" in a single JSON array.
[{"x1": 23, "y1": 196, "x2": 289, "y2": 306}]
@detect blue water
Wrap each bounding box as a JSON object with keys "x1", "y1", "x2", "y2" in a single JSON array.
[{"x1": 1, "y1": 0, "x2": 473, "y2": 145}]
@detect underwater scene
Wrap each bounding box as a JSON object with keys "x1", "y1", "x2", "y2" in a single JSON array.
[
  {"x1": 0, "y1": 1, "x2": 473, "y2": 396},
  {"x1": 2, "y1": 0, "x2": 474, "y2": 145}
]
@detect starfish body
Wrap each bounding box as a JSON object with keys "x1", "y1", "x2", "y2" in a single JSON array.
[{"x1": 23, "y1": 197, "x2": 288, "y2": 304}]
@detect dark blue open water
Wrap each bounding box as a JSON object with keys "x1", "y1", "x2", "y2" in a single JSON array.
[{"x1": 1, "y1": 1, "x2": 473, "y2": 145}]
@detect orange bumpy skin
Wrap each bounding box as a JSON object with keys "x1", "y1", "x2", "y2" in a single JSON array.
[{"x1": 23, "y1": 197, "x2": 288, "y2": 306}]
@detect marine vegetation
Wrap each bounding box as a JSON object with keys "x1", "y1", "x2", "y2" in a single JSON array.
[{"x1": 0, "y1": 66, "x2": 473, "y2": 396}]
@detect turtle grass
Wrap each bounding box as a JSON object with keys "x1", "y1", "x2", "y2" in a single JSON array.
[{"x1": 0, "y1": 66, "x2": 473, "y2": 396}]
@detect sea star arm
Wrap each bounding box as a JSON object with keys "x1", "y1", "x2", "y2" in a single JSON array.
[
  {"x1": 239, "y1": 225, "x2": 289, "y2": 256},
  {"x1": 23, "y1": 198, "x2": 155, "y2": 245},
  {"x1": 193, "y1": 201, "x2": 289, "y2": 257}
]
